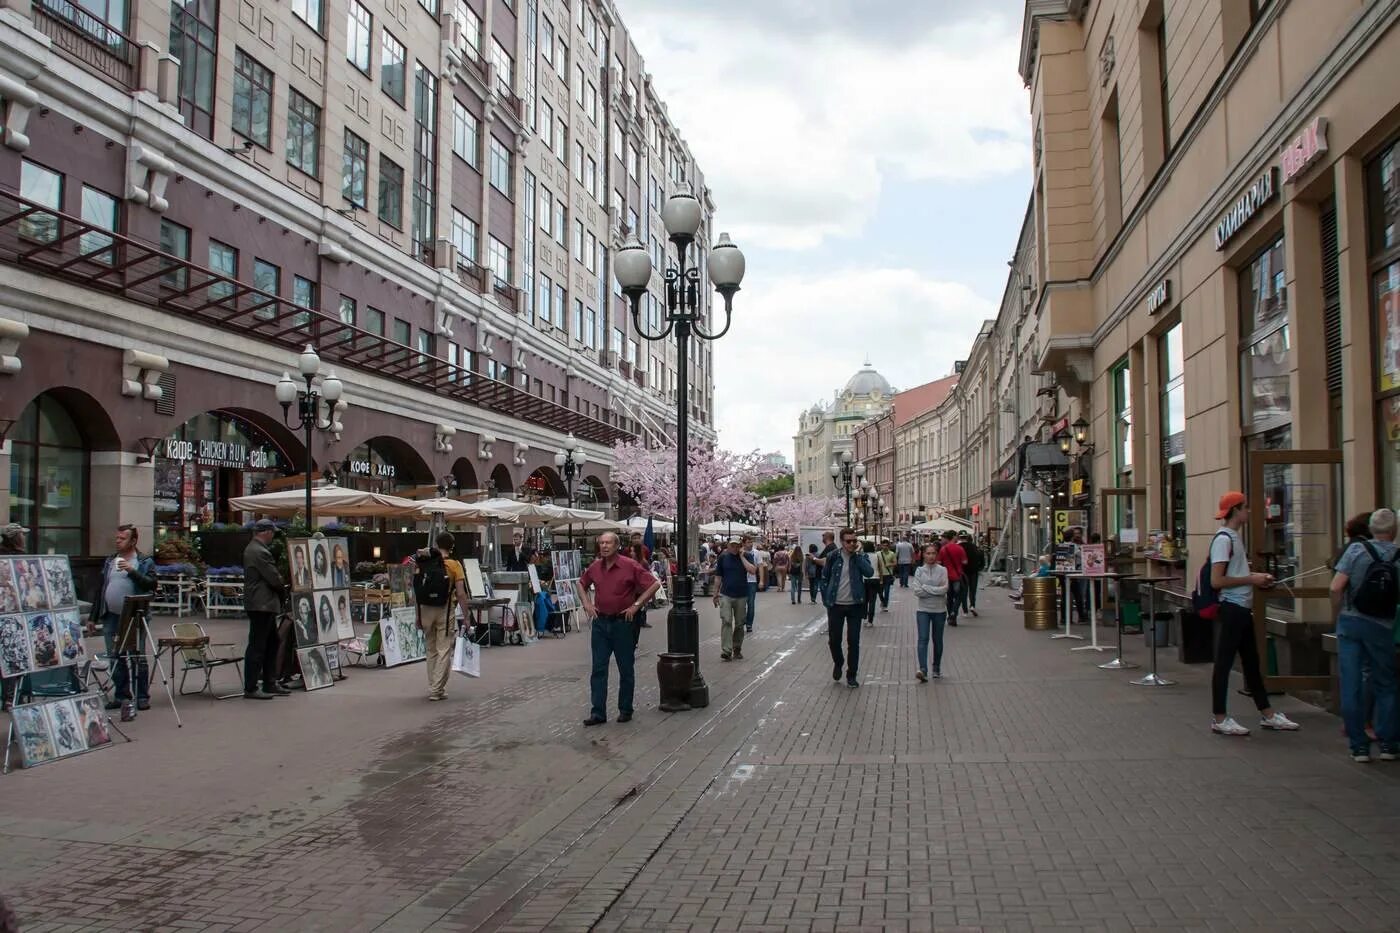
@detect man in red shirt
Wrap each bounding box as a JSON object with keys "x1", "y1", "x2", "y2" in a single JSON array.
[
  {"x1": 939, "y1": 530, "x2": 967, "y2": 627},
  {"x1": 579, "y1": 531, "x2": 659, "y2": 726}
]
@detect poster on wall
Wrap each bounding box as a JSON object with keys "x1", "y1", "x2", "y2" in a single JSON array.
[
  {"x1": 1381, "y1": 285, "x2": 1400, "y2": 392},
  {"x1": 381, "y1": 607, "x2": 428, "y2": 667},
  {"x1": 1081, "y1": 544, "x2": 1107, "y2": 576}
]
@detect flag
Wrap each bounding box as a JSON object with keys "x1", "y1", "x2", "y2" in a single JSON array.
[{"x1": 643, "y1": 516, "x2": 655, "y2": 557}]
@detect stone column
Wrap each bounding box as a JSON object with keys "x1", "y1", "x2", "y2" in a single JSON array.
[
  {"x1": 89, "y1": 452, "x2": 154, "y2": 554},
  {"x1": 0, "y1": 440, "x2": 11, "y2": 525}
]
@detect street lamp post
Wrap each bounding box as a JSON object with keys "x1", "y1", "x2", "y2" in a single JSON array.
[
  {"x1": 615, "y1": 187, "x2": 746, "y2": 712},
  {"x1": 275, "y1": 345, "x2": 344, "y2": 529},
  {"x1": 554, "y1": 432, "x2": 586, "y2": 543},
  {"x1": 829, "y1": 451, "x2": 865, "y2": 527}
]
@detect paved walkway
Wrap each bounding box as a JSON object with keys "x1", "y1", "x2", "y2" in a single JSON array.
[{"x1": 3, "y1": 581, "x2": 1399, "y2": 932}]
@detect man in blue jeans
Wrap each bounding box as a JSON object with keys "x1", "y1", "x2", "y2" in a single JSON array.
[
  {"x1": 579, "y1": 532, "x2": 659, "y2": 726},
  {"x1": 821, "y1": 528, "x2": 873, "y2": 688},
  {"x1": 1331, "y1": 507, "x2": 1400, "y2": 762},
  {"x1": 90, "y1": 523, "x2": 157, "y2": 711},
  {"x1": 742, "y1": 535, "x2": 759, "y2": 633}
]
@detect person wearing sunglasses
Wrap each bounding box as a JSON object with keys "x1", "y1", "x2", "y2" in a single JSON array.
[{"x1": 820, "y1": 528, "x2": 874, "y2": 688}]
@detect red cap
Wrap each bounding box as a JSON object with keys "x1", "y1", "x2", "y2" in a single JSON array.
[{"x1": 1215, "y1": 491, "x2": 1246, "y2": 520}]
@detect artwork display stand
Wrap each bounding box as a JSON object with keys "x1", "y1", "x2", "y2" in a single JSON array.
[
  {"x1": 117, "y1": 595, "x2": 183, "y2": 726},
  {"x1": 4, "y1": 678, "x2": 130, "y2": 773}
]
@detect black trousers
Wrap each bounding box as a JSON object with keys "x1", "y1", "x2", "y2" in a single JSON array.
[
  {"x1": 827, "y1": 603, "x2": 864, "y2": 677},
  {"x1": 1212, "y1": 602, "x2": 1270, "y2": 716},
  {"x1": 244, "y1": 610, "x2": 281, "y2": 692}
]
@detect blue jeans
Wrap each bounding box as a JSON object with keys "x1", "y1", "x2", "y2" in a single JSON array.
[
  {"x1": 1337, "y1": 614, "x2": 1398, "y2": 753},
  {"x1": 946, "y1": 580, "x2": 963, "y2": 624},
  {"x1": 916, "y1": 610, "x2": 947, "y2": 674},
  {"x1": 827, "y1": 602, "x2": 864, "y2": 678},
  {"x1": 898, "y1": 563, "x2": 911, "y2": 588},
  {"x1": 102, "y1": 611, "x2": 148, "y2": 702},
  {"x1": 879, "y1": 577, "x2": 892, "y2": 607},
  {"x1": 589, "y1": 616, "x2": 635, "y2": 719},
  {"x1": 789, "y1": 574, "x2": 802, "y2": 603},
  {"x1": 745, "y1": 582, "x2": 757, "y2": 629}
]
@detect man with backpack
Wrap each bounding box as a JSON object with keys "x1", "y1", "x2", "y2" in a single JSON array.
[
  {"x1": 1330, "y1": 508, "x2": 1399, "y2": 762},
  {"x1": 414, "y1": 532, "x2": 470, "y2": 702},
  {"x1": 1201, "y1": 492, "x2": 1300, "y2": 737}
]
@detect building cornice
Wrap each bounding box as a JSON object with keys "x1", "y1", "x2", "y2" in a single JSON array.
[{"x1": 1018, "y1": 0, "x2": 1090, "y2": 86}]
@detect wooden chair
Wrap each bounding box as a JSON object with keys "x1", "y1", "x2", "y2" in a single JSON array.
[{"x1": 171, "y1": 621, "x2": 243, "y2": 699}]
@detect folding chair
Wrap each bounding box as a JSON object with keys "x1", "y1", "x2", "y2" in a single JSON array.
[{"x1": 171, "y1": 622, "x2": 244, "y2": 699}]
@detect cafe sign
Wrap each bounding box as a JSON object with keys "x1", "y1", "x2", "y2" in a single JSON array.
[
  {"x1": 348, "y1": 459, "x2": 396, "y2": 479},
  {"x1": 163, "y1": 437, "x2": 279, "y2": 470},
  {"x1": 1213, "y1": 168, "x2": 1277, "y2": 250},
  {"x1": 1281, "y1": 117, "x2": 1328, "y2": 185}
]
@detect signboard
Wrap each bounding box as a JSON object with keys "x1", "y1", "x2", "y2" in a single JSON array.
[
  {"x1": 162, "y1": 437, "x2": 280, "y2": 471},
  {"x1": 1281, "y1": 117, "x2": 1327, "y2": 185},
  {"x1": 1146, "y1": 278, "x2": 1171, "y2": 315},
  {"x1": 1053, "y1": 509, "x2": 1087, "y2": 542},
  {"x1": 1213, "y1": 168, "x2": 1277, "y2": 250},
  {"x1": 347, "y1": 459, "x2": 397, "y2": 479},
  {"x1": 1071, "y1": 478, "x2": 1085, "y2": 496}
]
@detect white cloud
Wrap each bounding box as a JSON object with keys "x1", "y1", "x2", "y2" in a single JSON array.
[
  {"x1": 621, "y1": 5, "x2": 1030, "y2": 250},
  {"x1": 710, "y1": 267, "x2": 995, "y2": 454}
]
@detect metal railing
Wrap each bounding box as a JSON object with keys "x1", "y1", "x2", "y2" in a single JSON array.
[
  {"x1": 0, "y1": 191, "x2": 635, "y2": 445},
  {"x1": 31, "y1": 0, "x2": 139, "y2": 89}
]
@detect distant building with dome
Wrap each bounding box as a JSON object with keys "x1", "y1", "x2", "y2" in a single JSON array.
[{"x1": 792, "y1": 361, "x2": 896, "y2": 497}]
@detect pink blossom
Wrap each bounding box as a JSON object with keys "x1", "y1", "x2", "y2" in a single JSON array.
[{"x1": 611, "y1": 441, "x2": 783, "y2": 524}]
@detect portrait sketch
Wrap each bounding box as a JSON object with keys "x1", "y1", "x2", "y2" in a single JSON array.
[
  {"x1": 52, "y1": 608, "x2": 85, "y2": 665},
  {"x1": 0, "y1": 614, "x2": 33, "y2": 677},
  {"x1": 289, "y1": 541, "x2": 313, "y2": 593},
  {"x1": 334, "y1": 590, "x2": 354, "y2": 640},
  {"x1": 293, "y1": 595, "x2": 318, "y2": 647},
  {"x1": 311, "y1": 541, "x2": 331, "y2": 590},
  {"x1": 297, "y1": 646, "x2": 333, "y2": 690},
  {"x1": 316, "y1": 591, "x2": 338, "y2": 644},
  {"x1": 331, "y1": 539, "x2": 350, "y2": 588},
  {"x1": 14, "y1": 558, "x2": 49, "y2": 611}
]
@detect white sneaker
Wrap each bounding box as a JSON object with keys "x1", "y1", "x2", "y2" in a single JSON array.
[
  {"x1": 1260, "y1": 712, "x2": 1300, "y2": 731},
  {"x1": 1212, "y1": 717, "x2": 1250, "y2": 736},
  {"x1": 1353, "y1": 751, "x2": 1372, "y2": 763}
]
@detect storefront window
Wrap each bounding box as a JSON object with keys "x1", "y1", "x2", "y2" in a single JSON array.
[
  {"x1": 1159, "y1": 323, "x2": 1186, "y2": 541},
  {"x1": 8, "y1": 393, "x2": 88, "y2": 555},
  {"x1": 1239, "y1": 234, "x2": 1292, "y2": 432},
  {"x1": 1369, "y1": 137, "x2": 1400, "y2": 507},
  {"x1": 154, "y1": 412, "x2": 288, "y2": 533}
]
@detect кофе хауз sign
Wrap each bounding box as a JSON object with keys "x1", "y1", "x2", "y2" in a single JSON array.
[{"x1": 1213, "y1": 168, "x2": 1277, "y2": 250}]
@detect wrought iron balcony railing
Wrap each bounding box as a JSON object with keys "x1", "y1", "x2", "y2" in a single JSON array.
[
  {"x1": 31, "y1": 0, "x2": 139, "y2": 89},
  {"x1": 0, "y1": 190, "x2": 634, "y2": 445}
]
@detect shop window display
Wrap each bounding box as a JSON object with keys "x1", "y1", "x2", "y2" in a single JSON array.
[{"x1": 8, "y1": 393, "x2": 88, "y2": 556}]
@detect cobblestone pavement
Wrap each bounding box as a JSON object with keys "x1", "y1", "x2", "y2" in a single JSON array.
[{"x1": 3, "y1": 582, "x2": 1400, "y2": 932}]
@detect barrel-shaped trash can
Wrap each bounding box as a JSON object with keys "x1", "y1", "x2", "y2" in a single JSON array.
[{"x1": 1023, "y1": 576, "x2": 1058, "y2": 630}]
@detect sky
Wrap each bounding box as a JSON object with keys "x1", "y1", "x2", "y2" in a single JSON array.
[{"x1": 619, "y1": 0, "x2": 1033, "y2": 460}]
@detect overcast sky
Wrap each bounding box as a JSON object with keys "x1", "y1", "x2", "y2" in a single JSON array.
[{"x1": 619, "y1": 0, "x2": 1032, "y2": 460}]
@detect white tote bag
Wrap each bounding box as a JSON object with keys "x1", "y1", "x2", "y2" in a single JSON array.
[{"x1": 452, "y1": 632, "x2": 481, "y2": 678}]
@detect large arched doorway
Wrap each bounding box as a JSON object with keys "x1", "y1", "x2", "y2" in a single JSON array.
[
  {"x1": 450, "y1": 457, "x2": 479, "y2": 494},
  {"x1": 154, "y1": 409, "x2": 295, "y2": 533},
  {"x1": 524, "y1": 465, "x2": 565, "y2": 501},
  {"x1": 337, "y1": 436, "x2": 434, "y2": 495},
  {"x1": 489, "y1": 464, "x2": 514, "y2": 496},
  {"x1": 9, "y1": 389, "x2": 119, "y2": 555}
]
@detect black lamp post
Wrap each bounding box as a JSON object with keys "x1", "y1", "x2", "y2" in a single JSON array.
[
  {"x1": 829, "y1": 450, "x2": 865, "y2": 527},
  {"x1": 554, "y1": 432, "x2": 586, "y2": 542},
  {"x1": 615, "y1": 187, "x2": 746, "y2": 712},
  {"x1": 276, "y1": 345, "x2": 344, "y2": 529}
]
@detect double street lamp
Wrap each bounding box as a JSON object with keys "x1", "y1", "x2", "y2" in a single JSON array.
[
  {"x1": 554, "y1": 432, "x2": 586, "y2": 541},
  {"x1": 275, "y1": 345, "x2": 345, "y2": 529},
  {"x1": 830, "y1": 450, "x2": 865, "y2": 527},
  {"x1": 615, "y1": 186, "x2": 746, "y2": 712}
]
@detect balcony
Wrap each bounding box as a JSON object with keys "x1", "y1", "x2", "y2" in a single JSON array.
[
  {"x1": 454, "y1": 258, "x2": 486, "y2": 293},
  {"x1": 31, "y1": 0, "x2": 139, "y2": 90},
  {"x1": 492, "y1": 278, "x2": 521, "y2": 313},
  {"x1": 0, "y1": 191, "x2": 634, "y2": 445}
]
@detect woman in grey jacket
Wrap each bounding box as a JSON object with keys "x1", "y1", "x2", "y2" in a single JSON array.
[{"x1": 910, "y1": 543, "x2": 949, "y2": 681}]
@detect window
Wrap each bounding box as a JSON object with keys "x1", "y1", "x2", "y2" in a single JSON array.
[
  {"x1": 1373, "y1": 136, "x2": 1400, "y2": 502},
  {"x1": 523, "y1": 167, "x2": 536, "y2": 319},
  {"x1": 8, "y1": 394, "x2": 89, "y2": 556},
  {"x1": 452, "y1": 99, "x2": 480, "y2": 167},
  {"x1": 586, "y1": 231, "x2": 597, "y2": 272},
  {"x1": 1101, "y1": 88, "x2": 1123, "y2": 235},
  {"x1": 451, "y1": 208, "x2": 479, "y2": 262},
  {"x1": 585, "y1": 155, "x2": 597, "y2": 199},
  {"x1": 611, "y1": 327, "x2": 623, "y2": 356},
  {"x1": 539, "y1": 273, "x2": 553, "y2": 323},
  {"x1": 487, "y1": 235, "x2": 511, "y2": 286},
  {"x1": 541, "y1": 16, "x2": 554, "y2": 67},
  {"x1": 251, "y1": 257, "x2": 278, "y2": 320},
  {"x1": 286, "y1": 91, "x2": 321, "y2": 177},
  {"x1": 379, "y1": 155, "x2": 404, "y2": 227},
  {"x1": 232, "y1": 49, "x2": 273, "y2": 147},
  {"x1": 555, "y1": 38, "x2": 568, "y2": 79},
  {"x1": 20, "y1": 159, "x2": 61, "y2": 240},
  {"x1": 612, "y1": 123, "x2": 623, "y2": 159},
  {"x1": 169, "y1": 0, "x2": 218, "y2": 137},
  {"x1": 159, "y1": 219, "x2": 190, "y2": 289},
  {"x1": 573, "y1": 219, "x2": 583, "y2": 261},
  {"x1": 411, "y1": 63, "x2": 439, "y2": 258},
  {"x1": 333, "y1": 295, "x2": 355, "y2": 345},
  {"x1": 1159, "y1": 322, "x2": 1186, "y2": 540},
  {"x1": 1239, "y1": 235, "x2": 1290, "y2": 432},
  {"x1": 453, "y1": 0, "x2": 481, "y2": 56},
  {"x1": 585, "y1": 80, "x2": 597, "y2": 124},
  {"x1": 627, "y1": 141, "x2": 639, "y2": 180},
  {"x1": 416, "y1": 329, "x2": 435, "y2": 362},
  {"x1": 1111, "y1": 358, "x2": 1132, "y2": 480},
  {"x1": 208, "y1": 239, "x2": 237, "y2": 300},
  {"x1": 555, "y1": 116, "x2": 567, "y2": 163},
  {"x1": 393, "y1": 317, "x2": 411, "y2": 345},
  {"x1": 554, "y1": 282, "x2": 565, "y2": 327},
  {"x1": 365, "y1": 306, "x2": 385, "y2": 335},
  {"x1": 78, "y1": 185, "x2": 117, "y2": 264},
  {"x1": 574, "y1": 140, "x2": 584, "y2": 183},
  {"x1": 416, "y1": 0, "x2": 436, "y2": 19},
  {"x1": 293, "y1": 275, "x2": 316, "y2": 310},
  {"x1": 572, "y1": 298, "x2": 583, "y2": 340},
  {"x1": 293, "y1": 0, "x2": 322, "y2": 30},
  {"x1": 537, "y1": 99, "x2": 554, "y2": 149},
  {"x1": 343, "y1": 131, "x2": 369, "y2": 207},
  {"x1": 575, "y1": 64, "x2": 585, "y2": 106},
  {"x1": 489, "y1": 136, "x2": 513, "y2": 194},
  {"x1": 490, "y1": 38, "x2": 513, "y2": 96},
  {"x1": 381, "y1": 31, "x2": 406, "y2": 105},
  {"x1": 554, "y1": 200, "x2": 566, "y2": 245},
  {"x1": 538, "y1": 186, "x2": 553, "y2": 234}
]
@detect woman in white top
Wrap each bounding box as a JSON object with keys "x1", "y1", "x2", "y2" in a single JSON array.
[{"x1": 910, "y1": 543, "x2": 949, "y2": 681}]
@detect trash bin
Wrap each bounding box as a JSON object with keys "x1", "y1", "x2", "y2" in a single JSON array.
[
  {"x1": 1145, "y1": 611, "x2": 1171, "y2": 648},
  {"x1": 1022, "y1": 576, "x2": 1057, "y2": 630}
]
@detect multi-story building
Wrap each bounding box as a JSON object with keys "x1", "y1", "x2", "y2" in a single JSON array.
[
  {"x1": 1020, "y1": 0, "x2": 1400, "y2": 580},
  {"x1": 791, "y1": 361, "x2": 895, "y2": 497},
  {"x1": 0, "y1": 0, "x2": 719, "y2": 556},
  {"x1": 892, "y1": 374, "x2": 959, "y2": 526},
  {"x1": 851, "y1": 408, "x2": 892, "y2": 532}
]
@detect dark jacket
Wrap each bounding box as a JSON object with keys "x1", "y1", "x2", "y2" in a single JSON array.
[
  {"x1": 820, "y1": 549, "x2": 873, "y2": 607},
  {"x1": 243, "y1": 538, "x2": 286, "y2": 614},
  {"x1": 89, "y1": 551, "x2": 157, "y2": 622}
]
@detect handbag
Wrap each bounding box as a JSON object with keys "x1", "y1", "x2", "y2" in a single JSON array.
[{"x1": 452, "y1": 632, "x2": 481, "y2": 677}]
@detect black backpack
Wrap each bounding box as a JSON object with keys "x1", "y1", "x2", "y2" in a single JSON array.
[
  {"x1": 1350, "y1": 541, "x2": 1400, "y2": 618},
  {"x1": 1191, "y1": 530, "x2": 1233, "y2": 620},
  {"x1": 965, "y1": 543, "x2": 984, "y2": 573},
  {"x1": 414, "y1": 553, "x2": 451, "y2": 607}
]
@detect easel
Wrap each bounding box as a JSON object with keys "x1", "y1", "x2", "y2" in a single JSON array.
[
  {"x1": 115, "y1": 595, "x2": 182, "y2": 727},
  {"x1": 4, "y1": 675, "x2": 131, "y2": 773}
]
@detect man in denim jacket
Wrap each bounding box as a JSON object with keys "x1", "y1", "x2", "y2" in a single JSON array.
[
  {"x1": 821, "y1": 528, "x2": 873, "y2": 688},
  {"x1": 89, "y1": 523, "x2": 157, "y2": 710}
]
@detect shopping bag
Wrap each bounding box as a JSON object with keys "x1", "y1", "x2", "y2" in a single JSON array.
[{"x1": 452, "y1": 633, "x2": 481, "y2": 677}]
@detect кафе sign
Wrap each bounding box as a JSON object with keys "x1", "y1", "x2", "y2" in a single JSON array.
[{"x1": 162, "y1": 438, "x2": 280, "y2": 470}]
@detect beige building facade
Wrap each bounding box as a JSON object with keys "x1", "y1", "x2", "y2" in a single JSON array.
[{"x1": 792, "y1": 362, "x2": 895, "y2": 498}]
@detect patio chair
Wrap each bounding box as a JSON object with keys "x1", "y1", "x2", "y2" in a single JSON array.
[{"x1": 171, "y1": 621, "x2": 243, "y2": 699}]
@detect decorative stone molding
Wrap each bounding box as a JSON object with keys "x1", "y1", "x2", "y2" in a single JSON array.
[
  {"x1": 120, "y1": 348, "x2": 168, "y2": 400},
  {"x1": 478, "y1": 434, "x2": 496, "y2": 460},
  {"x1": 125, "y1": 142, "x2": 174, "y2": 212},
  {"x1": 1098, "y1": 33, "x2": 1115, "y2": 88},
  {"x1": 513, "y1": 346, "x2": 526, "y2": 370},
  {"x1": 512, "y1": 441, "x2": 527, "y2": 467},
  {"x1": 329, "y1": 400, "x2": 346, "y2": 442},
  {"x1": 318, "y1": 236, "x2": 353, "y2": 265},
  {"x1": 0, "y1": 72, "x2": 38, "y2": 151},
  {"x1": 0, "y1": 317, "x2": 29, "y2": 373},
  {"x1": 478, "y1": 330, "x2": 496, "y2": 356},
  {"x1": 435, "y1": 423, "x2": 455, "y2": 453},
  {"x1": 434, "y1": 301, "x2": 457, "y2": 339}
]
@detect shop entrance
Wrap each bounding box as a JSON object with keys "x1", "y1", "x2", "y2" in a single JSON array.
[{"x1": 1246, "y1": 447, "x2": 1343, "y2": 694}]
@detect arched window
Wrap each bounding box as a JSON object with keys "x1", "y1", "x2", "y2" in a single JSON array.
[{"x1": 9, "y1": 394, "x2": 89, "y2": 555}]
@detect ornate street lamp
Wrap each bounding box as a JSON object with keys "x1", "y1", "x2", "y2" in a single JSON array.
[
  {"x1": 830, "y1": 451, "x2": 864, "y2": 527},
  {"x1": 276, "y1": 345, "x2": 345, "y2": 529},
  {"x1": 615, "y1": 187, "x2": 745, "y2": 712},
  {"x1": 554, "y1": 432, "x2": 586, "y2": 542}
]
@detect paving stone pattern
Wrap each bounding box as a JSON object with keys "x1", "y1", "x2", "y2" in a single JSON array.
[{"x1": 2, "y1": 584, "x2": 1399, "y2": 931}]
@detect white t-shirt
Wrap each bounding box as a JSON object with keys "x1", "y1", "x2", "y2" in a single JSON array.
[
  {"x1": 744, "y1": 550, "x2": 758, "y2": 584},
  {"x1": 1210, "y1": 526, "x2": 1253, "y2": 607}
]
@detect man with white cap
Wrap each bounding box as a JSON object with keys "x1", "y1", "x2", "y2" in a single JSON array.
[{"x1": 0, "y1": 523, "x2": 24, "y2": 555}]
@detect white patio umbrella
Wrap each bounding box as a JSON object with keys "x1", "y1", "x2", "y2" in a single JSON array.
[
  {"x1": 910, "y1": 515, "x2": 975, "y2": 535},
  {"x1": 621, "y1": 515, "x2": 675, "y2": 533},
  {"x1": 559, "y1": 518, "x2": 626, "y2": 533},
  {"x1": 411, "y1": 497, "x2": 518, "y2": 523},
  {"x1": 229, "y1": 483, "x2": 420, "y2": 518},
  {"x1": 699, "y1": 520, "x2": 760, "y2": 536}
]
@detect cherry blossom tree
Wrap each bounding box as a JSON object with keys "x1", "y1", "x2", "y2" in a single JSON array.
[
  {"x1": 611, "y1": 440, "x2": 783, "y2": 524},
  {"x1": 767, "y1": 495, "x2": 844, "y2": 533}
]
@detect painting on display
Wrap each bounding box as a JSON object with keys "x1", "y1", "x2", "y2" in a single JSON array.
[
  {"x1": 26, "y1": 613, "x2": 59, "y2": 669},
  {"x1": 387, "y1": 565, "x2": 413, "y2": 608},
  {"x1": 551, "y1": 550, "x2": 582, "y2": 584},
  {"x1": 11, "y1": 703, "x2": 56, "y2": 767},
  {"x1": 297, "y1": 646, "x2": 334, "y2": 690},
  {"x1": 0, "y1": 557, "x2": 81, "y2": 676},
  {"x1": 463, "y1": 559, "x2": 487, "y2": 599},
  {"x1": 333, "y1": 589, "x2": 354, "y2": 640},
  {"x1": 45, "y1": 699, "x2": 85, "y2": 757},
  {"x1": 10, "y1": 693, "x2": 115, "y2": 768},
  {"x1": 324, "y1": 644, "x2": 341, "y2": 672},
  {"x1": 0, "y1": 614, "x2": 33, "y2": 678},
  {"x1": 310, "y1": 539, "x2": 332, "y2": 590},
  {"x1": 51, "y1": 609, "x2": 85, "y2": 665},
  {"x1": 75, "y1": 694, "x2": 111, "y2": 748},
  {"x1": 329, "y1": 538, "x2": 351, "y2": 589},
  {"x1": 41, "y1": 557, "x2": 75, "y2": 609},
  {"x1": 291, "y1": 593, "x2": 318, "y2": 648},
  {"x1": 0, "y1": 561, "x2": 19, "y2": 613},
  {"x1": 381, "y1": 608, "x2": 427, "y2": 667},
  {"x1": 289, "y1": 540, "x2": 314, "y2": 593},
  {"x1": 314, "y1": 591, "x2": 338, "y2": 644},
  {"x1": 14, "y1": 558, "x2": 49, "y2": 611}
]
